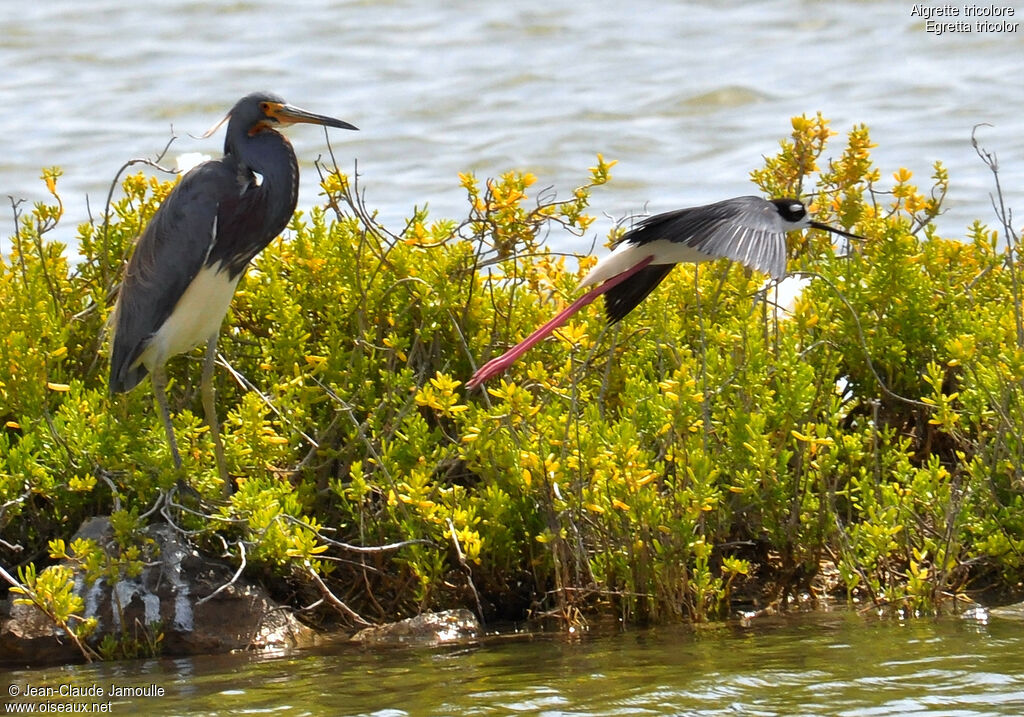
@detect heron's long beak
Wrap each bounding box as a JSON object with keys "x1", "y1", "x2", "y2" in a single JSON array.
[
  {"x1": 810, "y1": 220, "x2": 865, "y2": 241},
  {"x1": 275, "y1": 104, "x2": 359, "y2": 131}
]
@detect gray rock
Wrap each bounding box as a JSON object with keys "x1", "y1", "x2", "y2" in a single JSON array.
[
  {"x1": 0, "y1": 517, "x2": 316, "y2": 665},
  {"x1": 351, "y1": 609, "x2": 481, "y2": 647}
]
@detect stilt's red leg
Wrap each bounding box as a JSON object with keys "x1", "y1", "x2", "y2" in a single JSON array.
[{"x1": 466, "y1": 255, "x2": 654, "y2": 389}]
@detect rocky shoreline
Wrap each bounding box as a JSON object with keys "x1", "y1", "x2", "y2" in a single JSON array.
[{"x1": 1, "y1": 517, "x2": 481, "y2": 668}]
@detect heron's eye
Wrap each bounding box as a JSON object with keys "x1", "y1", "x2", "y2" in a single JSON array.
[
  {"x1": 790, "y1": 203, "x2": 803, "y2": 215},
  {"x1": 259, "y1": 102, "x2": 270, "y2": 113}
]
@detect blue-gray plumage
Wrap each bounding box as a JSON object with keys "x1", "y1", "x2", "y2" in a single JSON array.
[{"x1": 109, "y1": 92, "x2": 357, "y2": 491}]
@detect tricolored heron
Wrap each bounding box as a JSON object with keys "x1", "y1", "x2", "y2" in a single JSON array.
[
  {"x1": 109, "y1": 92, "x2": 357, "y2": 491},
  {"x1": 466, "y1": 196, "x2": 863, "y2": 388}
]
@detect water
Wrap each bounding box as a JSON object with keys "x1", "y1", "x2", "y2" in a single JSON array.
[
  {"x1": 2, "y1": 0, "x2": 1023, "y2": 256},
  {"x1": 3, "y1": 611, "x2": 1024, "y2": 715}
]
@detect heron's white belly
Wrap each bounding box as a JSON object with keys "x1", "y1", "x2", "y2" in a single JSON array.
[
  {"x1": 578, "y1": 239, "x2": 712, "y2": 288},
  {"x1": 140, "y1": 264, "x2": 241, "y2": 369}
]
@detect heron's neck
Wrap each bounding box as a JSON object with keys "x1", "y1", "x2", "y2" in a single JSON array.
[{"x1": 236, "y1": 131, "x2": 300, "y2": 237}]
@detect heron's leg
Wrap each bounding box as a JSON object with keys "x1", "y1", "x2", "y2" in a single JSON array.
[
  {"x1": 202, "y1": 335, "x2": 231, "y2": 496},
  {"x1": 150, "y1": 365, "x2": 182, "y2": 471}
]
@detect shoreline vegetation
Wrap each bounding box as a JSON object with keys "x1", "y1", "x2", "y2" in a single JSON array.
[{"x1": 3, "y1": 114, "x2": 1024, "y2": 663}]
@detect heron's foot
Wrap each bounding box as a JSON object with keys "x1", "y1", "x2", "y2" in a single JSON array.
[
  {"x1": 174, "y1": 477, "x2": 203, "y2": 502},
  {"x1": 219, "y1": 474, "x2": 235, "y2": 499}
]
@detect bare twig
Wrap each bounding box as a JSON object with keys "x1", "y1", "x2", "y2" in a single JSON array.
[
  {"x1": 8, "y1": 197, "x2": 29, "y2": 289},
  {"x1": 0, "y1": 563, "x2": 23, "y2": 590},
  {"x1": 216, "y1": 352, "x2": 319, "y2": 448},
  {"x1": 304, "y1": 560, "x2": 372, "y2": 626},
  {"x1": 196, "y1": 540, "x2": 247, "y2": 605},
  {"x1": 94, "y1": 471, "x2": 122, "y2": 513},
  {"x1": 972, "y1": 124, "x2": 1023, "y2": 347},
  {"x1": 100, "y1": 133, "x2": 179, "y2": 288},
  {"x1": 283, "y1": 514, "x2": 429, "y2": 554},
  {"x1": 446, "y1": 517, "x2": 486, "y2": 625}
]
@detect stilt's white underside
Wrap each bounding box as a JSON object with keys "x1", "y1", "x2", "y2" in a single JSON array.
[{"x1": 578, "y1": 239, "x2": 713, "y2": 289}]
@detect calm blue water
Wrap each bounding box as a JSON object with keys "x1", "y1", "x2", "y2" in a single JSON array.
[{"x1": 2, "y1": 0, "x2": 1022, "y2": 253}]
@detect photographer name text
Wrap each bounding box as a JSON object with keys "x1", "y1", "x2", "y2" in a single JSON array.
[{"x1": 13, "y1": 684, "x2": 164, "y2": 699}]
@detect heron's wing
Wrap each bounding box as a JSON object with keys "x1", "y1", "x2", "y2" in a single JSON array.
[
  {"x1": 109, "y1": 161, "x2": 238, "y2": 392},
  {"x1": 205, "y1": 177, "x2": 277, "y2": 278},
  {"x1": 624, "y1": 196, "x2": 788, "y2": 279},
  {"x1": 603, "y1": 263, "x2": 676, "y2": 324}
]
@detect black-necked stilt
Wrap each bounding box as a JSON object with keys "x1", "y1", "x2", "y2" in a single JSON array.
[
  {"x1": 109, "y1": 92, "x2": 357, "y2": 491},
  {"x1": 467, "y1": 196, "x2": 862, "y2": 388}
]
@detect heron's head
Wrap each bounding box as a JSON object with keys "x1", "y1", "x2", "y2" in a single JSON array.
[{"x1": 202, "y1": 92, "x2": 358, "y2": 144}]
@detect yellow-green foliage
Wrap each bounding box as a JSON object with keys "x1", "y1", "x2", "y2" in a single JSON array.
[{"x1": 3, "y1": 116, "x2": 1024, "y2": 642}]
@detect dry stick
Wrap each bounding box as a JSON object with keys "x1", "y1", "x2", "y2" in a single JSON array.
[
  {"x1": 99, "y1": 134, "x2": 178, "y2": 289},
  {"x1": 196, "y1": 540, "x2": 247, "y2": 606},
  {"x1": 466, "y1": 255, "x2": 656, "y2": 388},
  {"x1": 789, "y1": 271, "x2": 935, "y2": 411},
  {"x1": 216, "y1": 352, "x2": 319, "y2": 449},
  {"x1": 94, "y1": 472, "x2": 122, "y2": 513},
  {"x1": 283, "y1": 515, "x2": 428, "y2": 554},
  {"x1": 317, "y1": 144, "x2": 400, "y2": 264},
  {"x1": 0, "y1": 563, "x2": 100, "y2": 663},
  {"x1": 161, "y1": 488, "x2": 248, "y2": 529},
  {"x1": 0, "y1": 563, "x2": 22, "y2": 591},
  {"x1": 972, "y1": 124, "x2": 1023, "y2": 348},
  {"x1": 0, "y1": 492, "x2": 30, "y2": 552},
  {"x1": 447, "y1": 517, "x2": 486, "y2": 625},
  {"x1": 475, "y1": 249, "x2": 600, "y2": 271},
  {"x1": 7, "y1": 197, "x2": 28, "y2": 290},
  {"x1": 304, "y1": 560, "x2": 372, "y2": 626}
]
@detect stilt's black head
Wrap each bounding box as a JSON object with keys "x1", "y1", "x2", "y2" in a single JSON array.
[
  {"x1": 770, "y1": 198, "x2": 809, "y2": 226},
  {"x1": 772, "y1": 197, "x2": 864, "y2": 240}
]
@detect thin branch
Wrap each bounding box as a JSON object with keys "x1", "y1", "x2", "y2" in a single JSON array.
[
  {"x1": 100, "y1": 133, "x2": 179, "y2": 288},
  {"x1": 0, "y1": 563, "x2": 23, "y2": 590},
  {"x1": 304, "y1": 561, "x2": 372, "y2": 626},
  {"x1": 972, "y1": 124, "x2": 1023, "y2": 347},
  {"x1": 7, "y1": 197, "x2": 28, "y2": 289},
  {"x1": 94, "y1": 471, "x2": 122, "y2": 513},
  {"x1": 195, "y1": 540, "x2": 246, "y2": 606},
  {"x1": 283, "y1": 514, "x2": 429, "y2": 554},
  {"x1": 216, "y1": 352, "x2": 319, "y2": 448},
  {"x1": 447, "y1": 517, "x2": 486, "y2": 625},
  {"x1": 791, "y1": 271, "x2": 935, "y2": 411}
]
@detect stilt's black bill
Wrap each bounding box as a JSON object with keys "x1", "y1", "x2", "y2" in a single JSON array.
[{"x1": 810, "y1": 221, "x2": 865, "y2": 241}]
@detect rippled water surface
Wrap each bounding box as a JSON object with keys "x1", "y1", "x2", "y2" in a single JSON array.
[
  {"x1": 2, "y1": 0, "x2": 1023, "y2": 252},
  {"x1": 4, "y1": 611, "x2": 1024, "y2": 715}
]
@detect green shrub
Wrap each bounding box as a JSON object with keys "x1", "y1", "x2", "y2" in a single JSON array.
[{"x1": 3, "y1": 116, "x2": 1024, "y2": 655}]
